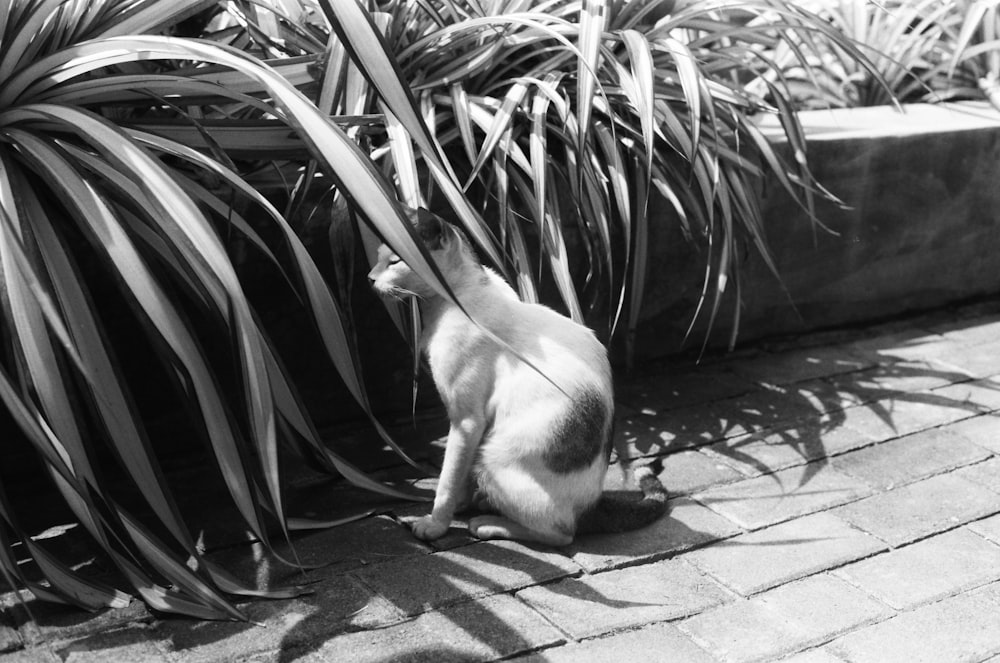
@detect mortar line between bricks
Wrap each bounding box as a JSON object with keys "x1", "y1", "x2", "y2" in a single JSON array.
[
  {"x1": 709, "y1": 433, "x2": 996, "y2": 494},
  {"x1": 816, "y1": 580, "x2": 1000, "y2": 657},
  {"x1": 507, "y1": 589, "x2": 578, "y2": 648},
  {"x1": 353, "y1": 549, "x2": 590, "y2": 624},
  {"x1": 774, "y1": 614, "x2": 893, "y2": 663},
  {"x1": 342, "y1": 568, "x2": 425, "y2": 625},
  {"x1": 627, "y1": 398, "x2": 992, "y2": 475},
  {"x1": 552, "y1": 612, "x2": 723, "y2": 654},
  {"x1": 835, "y1": 511, "x2": 969, "y2": 555},
  {"x1": 513, "y1": 604, "x2": 732, "y2": 658},
  {"x1": 689, "y1": 519, "x2": 892, "y2": 599},
  {"x1": 684, "y1": 491, "x2": 868, "y2": 536},
  {"x1": 824, "y1": 565, "x2": 904, "y2": 615},
  {"x1": 836, "y1": 456, "x2": 1000, "y2": 494},
  {"x1": 966, "y1": 516, "x2": 1000, "y2": 546},
  {"x1": 569, "y1": 524, "x2": 751, "y2": 577},
  {"x1": 481, "y1": 626, "x2": 568, "y2": 663},
  {"x1": 975, "y1": 644, "x2": 1000, "y2": 663},
  {"x1": 960, "y1": 455, "x2": 1000, "y2": 473},
  {"x1": 151, "y1": 635, "x2": 175, "y2": 663},
  {"x1": 773, "y1": 645, "x2": 835, "y2": 662},
  {"x1": 859, "y1": 574, "x2": 1000, "y2": 616},
  {"x1": 512, "y1": 558, "x2": 746, "y2": 654},
  {"x1": 861, "y1": 507, "x2": 1000, "y2": 551},
  {"x1": 825, "y1": 512, "x2": 1000, "y2": 588},
  {"x1": 685, "y1": 451, "x2": 1000, "y2": 538},
  {"x1": 677, "y1": 575, "x2": 903, "y2": 663}
]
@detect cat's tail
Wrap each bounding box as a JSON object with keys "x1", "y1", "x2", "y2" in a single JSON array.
[{"x1": 576, "y1": 465, "x2": 669, "y2": 534}]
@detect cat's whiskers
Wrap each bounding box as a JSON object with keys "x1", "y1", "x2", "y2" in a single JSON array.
[{"x1": 381, "y1": 285, "x2": 425, "y2": 301}]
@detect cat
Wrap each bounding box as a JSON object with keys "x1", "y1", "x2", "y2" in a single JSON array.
[{"x1": 367, "y1": 207, "x2": 668, "y2": 546}]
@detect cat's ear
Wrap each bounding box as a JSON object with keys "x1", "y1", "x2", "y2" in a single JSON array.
[{"x1": 414, "y1": 208, "x2": 446, "y2": 250}]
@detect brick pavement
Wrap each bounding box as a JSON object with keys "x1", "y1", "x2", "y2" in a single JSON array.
[{"x1": 5, "y1": 303, "x2": 1000, "y2": 662}]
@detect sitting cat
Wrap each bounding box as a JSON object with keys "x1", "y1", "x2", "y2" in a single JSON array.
[{"x1": 368, "y1": 208, "x2": 668, "y2": 546}]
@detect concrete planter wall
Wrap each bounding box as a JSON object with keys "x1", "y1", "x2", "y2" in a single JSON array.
[{"x1": 632, "y1": 101, "x2": 1000, "y2": 360}]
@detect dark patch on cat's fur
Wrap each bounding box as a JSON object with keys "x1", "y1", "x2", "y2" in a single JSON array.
[{"x1": 542, "y1": 391, "x2": 610, "y2": 474}]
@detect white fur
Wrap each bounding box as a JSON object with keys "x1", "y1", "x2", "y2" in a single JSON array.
[{"x1": 368, "y1": 218, "x2": 613, "y2": 545}]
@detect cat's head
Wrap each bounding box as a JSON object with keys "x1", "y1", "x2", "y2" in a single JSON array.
[{"x1": 367, "y1": 207, "x2": 478, "y2": 299}]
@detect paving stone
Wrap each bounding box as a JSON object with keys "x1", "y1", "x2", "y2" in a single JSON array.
[
  {"x1": 0, "y1": 594, "x2": 151, "y2": 647},
  {"x1": 827, "y1": 581, "x2": 1000, "y2": 663},
  {"x1": 727, "y1": 346, "x2": 871, "y2": 386},
  {"x1": 569, "y1": 497, "x2": 742, "y2": 572},
  {"x1": 833, "y1": 473, "x2": 1000, "y2": 547},
  {"x1": 56, "y1": 626, "x2": 168, "y2": 662},
  {"x1": 514, "y1": 622, "x2": 715, "y2": 663},
  {"x1": 968, "y1": 513, "x2": 1000, "y2": 543},
  {"x1": 515, "y1": 558, "x2": 731, "y2": 640},
  {"x1": 934, "y1": 340, "x2": 1000, "y2": 379},
  {"x1": 0, "y1": 649, "x2": 60, "y2": 662},
  {"x1": 947, "y1": 413, "x2": 1000, "y2": 453},
  {"x1": 932, "y1": 377, "x2": 1000, "y2": 412},
  {"x1": 306, "y1": 594, "x2": 564, "y2": 663},
  {"x1": 778, "y1": 650, "x2": 847, "y2": 663},
  {"x1": 818, "y1": 406, "x2": 899, "y2": 444},
  {"x1": 834, "y1": 528, "x2": 1000, "y2": 610},
  {"x1": 832, "y1": 396, "x2": 980, "y2": 444},
  {"x1": 692, "y1": 463, "x2": 872, "y2": 530},
  {"x1": 615, "y1": 405, "x2": 723, "y2": 457},
  {"x1": 846, "y1": 329, "x2": 958, "y2": 365},
  {"x1": 651, "y1": 449, "x2": 744, "y2": 495},
  {"x1": 203, "y1": 514, "x2": 432, "y2": 591},
  {"x1": 824, "y1": 361, "x2": 968, "y2": 407},
  {"x1": 685, "y1": 512, "x2": 887, "y2": 596},
  {"x1": 679, "y1": 573, "x2": 889, "y2": 663},
  {"x1": 955, "y1": 457, "x2": 1000, "y2": 494},
  {"x1": 284, "y1": 476, "x2": 420, "y2": 526},
  {"x1": 790, "y1": 377, "x2": 861, "y2": 414},
  {"x1": 930, "y1": 315, "x2": 1000, "y2": 347},
  {"x1": 153, "y1": 573, "x2": 404, "y2": 663},
  {"x1": 831, "y1": 427, "x2": 990, "y2": 490},
  {"x1": 708, "y1": 386, "x2": 823, "y2": 439},
  {"x1": 352, "y1": 540, "x2": 580, "y2": 617},
  {"x1": 0, "y1": 623, "x2": 19, "y2": 654},
  {"x1": 678, "y1": 598, "x2": 804, "y2": 662},
  {"x1": 391, "y1": 505, "x2": 479, "y2": 551},
  {"x1": 706, "y1": 423, "x2": 873, "y2": 478},
  {"x1": 789, "y1": 380, "x2": 850, "y2": 416},
  {"x1": 295, "y1": 513, "x2": 433, "y2": 566},
  {"x1": 758, "y1": 573, "x2": 892, "y2": 639}
]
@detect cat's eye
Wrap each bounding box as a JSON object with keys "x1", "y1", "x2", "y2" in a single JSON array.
[{"x1": 388, "y1": 256, "x2": 402, "y2": 265}]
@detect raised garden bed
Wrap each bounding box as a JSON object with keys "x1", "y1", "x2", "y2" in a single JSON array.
[{"x1": 632, "y1": 101, "x2": 1000, "y2": 359}]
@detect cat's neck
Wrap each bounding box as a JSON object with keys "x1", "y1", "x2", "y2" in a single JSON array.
[{"x1": 418, "y1": 263, "x2": 506, "y2": 326}]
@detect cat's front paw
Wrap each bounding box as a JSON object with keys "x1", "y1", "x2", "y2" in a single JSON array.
[{"x1": 412, "y1": 515, "x2": 450, "y2": 541}]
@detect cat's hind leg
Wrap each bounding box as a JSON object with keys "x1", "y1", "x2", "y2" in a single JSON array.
[{"x1": 468, "y1": 514, "x2": 572, "y2": 547}]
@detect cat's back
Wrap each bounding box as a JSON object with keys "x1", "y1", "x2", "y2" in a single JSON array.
[
  {"x1": 487, "y1": 295, "x2": 611, "y2": 397},
  {"x1": 424, "y1": 269, "x2": 609, "y2": 396}
]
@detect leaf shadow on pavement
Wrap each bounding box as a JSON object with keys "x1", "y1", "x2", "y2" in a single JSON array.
[{"x1": 616, "y1": 347, "x2": 997, "y2": 492}]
